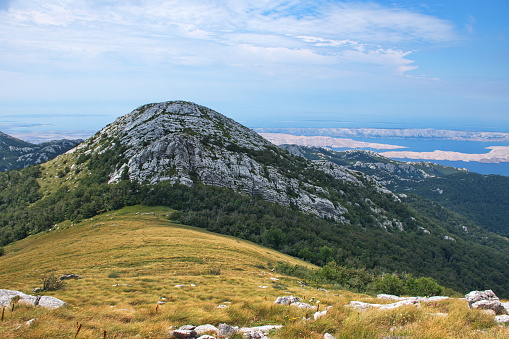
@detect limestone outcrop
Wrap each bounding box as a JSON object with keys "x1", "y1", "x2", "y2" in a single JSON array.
[{"x1": 0, "y1": 289, "x2": 67, "y2": 309}]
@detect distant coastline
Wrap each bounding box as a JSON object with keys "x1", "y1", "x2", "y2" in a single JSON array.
[
  {"x1": 254, "y1": 127, "x2": 509, "y2": 142},
  {"x1": 258, "y1": 128, "x2": 509, "y2": 176}
]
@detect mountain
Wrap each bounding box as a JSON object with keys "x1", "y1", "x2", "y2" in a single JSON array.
[
  {"x1": 63, "y1": 101, "x2": 394, "y2": 221},
  {"x1": 0, "y1": 131, "x2": 82, "y2": 171},
  {"x1": 281, "y1": 146, "x2": 509, "y2": 237},
  {"x1": 2, "y1": 101, "x2": 509, "y2": 297}
]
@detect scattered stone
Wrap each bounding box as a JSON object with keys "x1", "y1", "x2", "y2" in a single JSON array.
[
  {"x1": 168, "y1": 323, "x2": 283, "y2": 339},
  {"x1": 174, "y1": 285, "x2": 185, "y2": 288},
  {"x1": 239, "y1": 325, "x2": 282, "y2": 339},
  {"x1": 32, "y1": 288, "x2": 44, "y2": 294},
  {"x1": 323, "y1": 333, "x2": 336, "y2": 339},
  {"x1": 216, "y1": 304, "x2": 228, "y2": 309},
  {"x1": 275, "y1": 295, "x2": 301, "y2": 305},
  {"x1": 318, "y1": 288, "x2": 329, "y2": 293},
  {"x1": 157, "y1": 301, "x2": 166, "y2": 305},
  {"x1": 270, "y1": 277, "x2": 279, "y2": 281},
  {"x1": 59, "y1": 274, "x2": 83, "y2": 281},
  {"x1": 349, "y1": 299, "x2": 419, "y2": 311},
  {"x1": 259, "y1": 286, "x2": 268, "y2": 289}
]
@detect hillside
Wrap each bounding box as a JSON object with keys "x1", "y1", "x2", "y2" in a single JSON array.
[
  {"x1": 0, "y1": 131, "x2": 82, "y2": 172},
  {"x1": 2, "y1": 101, "x2": 509, "y2": 297},
  {"x1": 280, "y1": 146, "x2": 509, "y2": 237},
  {"x1": 1, "y1": 206, "x2": 509, "y2": 339}
]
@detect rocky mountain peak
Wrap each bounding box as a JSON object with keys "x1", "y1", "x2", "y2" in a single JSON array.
[{"x1": 69, "y1": 101, "x2": 408, "y2": 226}]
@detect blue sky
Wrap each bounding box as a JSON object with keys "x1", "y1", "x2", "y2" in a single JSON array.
[{"x1": 0, "y1": 0, "x2": 508, "y2": 142}]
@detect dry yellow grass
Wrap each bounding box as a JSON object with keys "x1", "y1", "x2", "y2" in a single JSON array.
[{"x1": 0, "y1": 205, "x2": 508, "y2": 338}]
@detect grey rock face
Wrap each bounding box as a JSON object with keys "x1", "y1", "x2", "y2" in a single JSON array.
[
  {"x1": 0, "y1": 131, "x2": 82, "y2": 171},
  {"x1": 76, "y1": 101, "x2": 374, "y2": 221}
]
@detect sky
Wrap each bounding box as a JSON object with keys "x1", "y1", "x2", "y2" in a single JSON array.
[{"x1": 0, "y1": 0, "x2": 508, "y2": 142}]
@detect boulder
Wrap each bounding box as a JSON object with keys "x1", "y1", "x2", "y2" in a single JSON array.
[
  {"x1": 470, "y1": 300, "x2": 505, "y2": 315},
  {"x1": 465, "y1": 290, "x2": 506, "y2": 315},
  {"x1": 217, "y1": 323, "x2": 238, "y2": 338},
  {"x1": 37, "y1": 296, "x2": 68, "y2": 309},
  {"x1": 274, "y1": 295, "x2": 301, "y2": 305},
  {"x1": 59, "y1": 274, "x2": 83, "y2": 281},
  {"x1": 465, "y1": 290, "x2": 499, "y2": 307},
  {"x1": 0, "y1": 289, "x2": 67, "y2": 309}
]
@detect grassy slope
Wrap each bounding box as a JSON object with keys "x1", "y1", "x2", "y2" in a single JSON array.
[{"x1": 0, "y1": 206, "x2": 508, "y2": 338}]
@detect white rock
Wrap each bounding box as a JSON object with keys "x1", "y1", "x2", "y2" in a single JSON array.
[
  {"x1": 314, "y1": 310, "x2": 327, "y2": 320},
  {"x1": 495, "y1": 315, "x2": 509, "y2": 323},
  {"x1": 290, "y1": 302, "x2": 315, "y2": 309},
  {"x1": 275, "y1": 295, "x2": 301, "y2": 305},
  {"x1": 195, "y1": 324, "x2": 218, "y2": 335},
  {"x1": 25, "y1": 318, "x2": 37, "y2": 326}
]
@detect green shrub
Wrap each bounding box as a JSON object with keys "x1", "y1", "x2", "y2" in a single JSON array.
[
  {"x1": 41, "y1": 271, "x2": 65, "y2": 291},
  {"x1": 372, "y1": 273, "x2": 404, "y2": 295}
]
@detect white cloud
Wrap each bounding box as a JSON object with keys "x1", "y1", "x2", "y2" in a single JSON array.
[{"x1": 0, "y1": 0, "x2": 458, "y2": 78}]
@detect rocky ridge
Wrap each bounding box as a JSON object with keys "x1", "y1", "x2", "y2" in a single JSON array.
[
  {"x1": 279, "y1": 146, "x2": 466, "y2": 187},
  {"x1": 0, "y1": 131, "x2": 81, "y2": 172},
  {"x1": 70, "y1": 101, "x2": 402, "y2": 224}
]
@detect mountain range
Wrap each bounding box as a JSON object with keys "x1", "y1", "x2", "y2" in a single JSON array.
[
  {"x1": 1, "y1": 101, "x2": 509, "y2": 297},
  {"x1": 0, "y1": 131, "x2": 82, "y2": 172}
]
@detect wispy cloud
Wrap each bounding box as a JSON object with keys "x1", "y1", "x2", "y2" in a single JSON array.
[{"x1": 0, "y1": 0, "x2": 458, "y2": 77}]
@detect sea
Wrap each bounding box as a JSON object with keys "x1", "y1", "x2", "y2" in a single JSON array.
[{"x1": 329, "y1": 138, "x2": 509, "y2": 177}]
